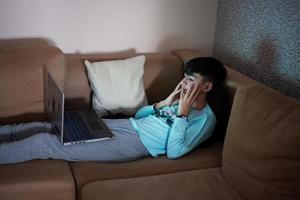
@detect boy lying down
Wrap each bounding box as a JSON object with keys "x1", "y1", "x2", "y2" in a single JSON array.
[{"x1": 0, "y1": 57, "x2": 228, "y2": 164}]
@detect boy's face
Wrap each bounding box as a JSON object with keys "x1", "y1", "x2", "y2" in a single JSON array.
[{"x1": 182, "y1": 73, "x2": 210, "y2": 94}]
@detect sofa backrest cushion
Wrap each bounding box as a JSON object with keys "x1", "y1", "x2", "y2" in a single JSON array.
[
  {"x1": 0, "y1": 38, "x2": 50, "y2": 48},
  {"x1": 65, "y1": 53, "x2": 182, "y2": 110},
  {"x1": 0, "y1": 46, "x2": 65, "y2": 124},
  {"x1": 222, "y1": 85, "x2": 300, "y2": 200}
]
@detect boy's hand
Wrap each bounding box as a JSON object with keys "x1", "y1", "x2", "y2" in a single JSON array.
[
  {"x1": 178, "y1": 82, "x2": 201, "y2": 116},
  {"x1": 165, "y1": 80, "x2": 184, "y2": 106},
  {"x1": 155, "y1": 80, "x2": 184, "y2": 110}
]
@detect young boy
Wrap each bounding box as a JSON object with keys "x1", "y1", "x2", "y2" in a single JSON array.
[{"x1": 0, "y1": 57, "x2": 227, "y2": 164}]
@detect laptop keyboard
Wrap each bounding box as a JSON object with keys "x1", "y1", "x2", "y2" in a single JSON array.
[{"x1": 64, "y1": 112, "x2": 95, "y2": 141}]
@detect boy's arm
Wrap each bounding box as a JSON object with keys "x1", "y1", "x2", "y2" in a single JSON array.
[
  {"x1": 166, "y1": 115, "x2": 215, "y2": 159},
  {"x1": 134, "y1": 100, "x2": 167, "y2": 119},
  {"x1": 134, "y1": 105, "x2": 155, "y2": 119}
]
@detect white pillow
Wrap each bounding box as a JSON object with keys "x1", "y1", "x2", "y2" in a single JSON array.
[{"x1": 84, "y1": 55, "x2": 148, "y2": 117}]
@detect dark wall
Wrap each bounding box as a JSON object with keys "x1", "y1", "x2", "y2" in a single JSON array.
[{"x1": 214, "y1": 0, "x2": 300, "y2": 100}]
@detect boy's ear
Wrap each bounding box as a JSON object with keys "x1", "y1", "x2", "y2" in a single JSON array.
[{"x1": 203, "y1": 81, "x2": 213, "y2": 92}]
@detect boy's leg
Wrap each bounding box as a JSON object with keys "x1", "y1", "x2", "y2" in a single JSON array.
[
  {"x1": 0, "y1": 119, "x2": 150, "y2": 165},
  {"x1": 0, "y1": 122, "x2": 52, "y2": 142},
  {"x1": 0, "y1": 132, "x2": 59, "y2": 164}
]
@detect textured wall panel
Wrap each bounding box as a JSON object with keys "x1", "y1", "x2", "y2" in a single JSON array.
[{"x1": 214, "y1": 0, "x2": 300, "y2": 100}]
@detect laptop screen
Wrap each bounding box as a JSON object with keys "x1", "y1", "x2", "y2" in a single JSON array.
[{"x1": 45, "y1": 71, "x2": 65, "y2": 143}]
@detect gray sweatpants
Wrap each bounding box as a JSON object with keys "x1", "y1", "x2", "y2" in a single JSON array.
[{"x1": 0, "y1": 119, "x2": 150, "y2": 165}]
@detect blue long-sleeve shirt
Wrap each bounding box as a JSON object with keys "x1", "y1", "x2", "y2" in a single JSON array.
[{"x1": 128, "y1": 103, "x2": 216, "y2": 159}]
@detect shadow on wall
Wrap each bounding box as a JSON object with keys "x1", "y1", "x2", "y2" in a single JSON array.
[
  {"x1": 216, "y1": 37, "x2": 300, "y2": 100},
  {"x1": 156, "y1": 35, "x2": 187, "y2": 53},
  {"x1": 156, "y1": 35, "x2": 205, "y2": 54},
  {"x1": 0, "y1": 37, "x2": 138, "y2": 57}
]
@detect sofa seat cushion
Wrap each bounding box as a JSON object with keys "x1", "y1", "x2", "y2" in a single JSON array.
[
  {"x1": 71, "y1": 142, "x2": 223, "y2": 193},
  {"x1": 0, "y1": 160, "x2": 75, "y2": 200},
  {"x1": 223, "y1": 85, "x2": 300, "y2": 200},
  {"x1": 81, "y1": 167, "x2": 244, "y2": 200}
]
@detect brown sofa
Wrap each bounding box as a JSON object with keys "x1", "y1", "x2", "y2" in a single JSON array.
[{"x1": 0, "y1": 40, "x2": 299, "y2": 200}]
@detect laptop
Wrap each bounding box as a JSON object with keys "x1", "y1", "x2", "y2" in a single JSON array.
[{"x1": 45, "y1": 70, "x2": 114, "y2": 145}]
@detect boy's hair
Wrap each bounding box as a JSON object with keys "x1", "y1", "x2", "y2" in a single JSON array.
[
  {"x1": 184, "y1": 57, "x2": 230, "y2": 145},
  {"x1": 184, "y1": 57, "x2": 227, "y2": 85}
]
